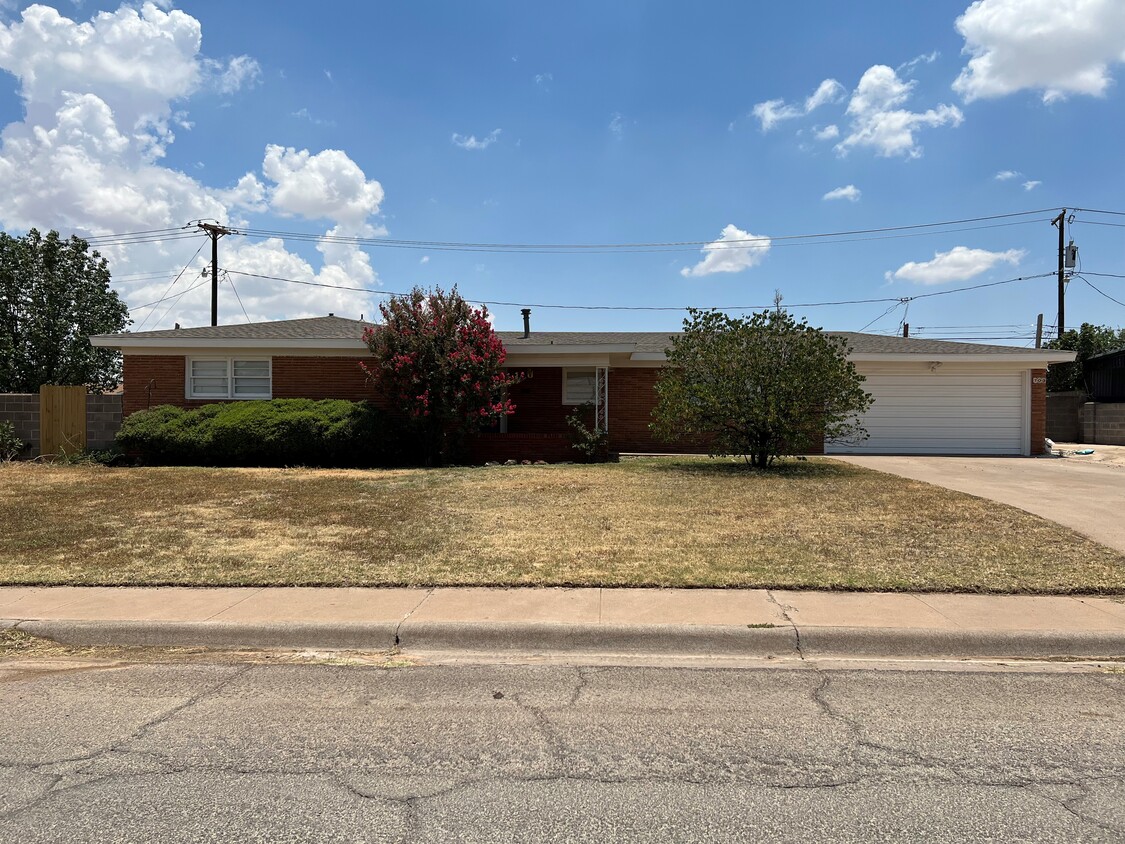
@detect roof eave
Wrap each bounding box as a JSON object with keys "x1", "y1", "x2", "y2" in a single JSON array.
[
  {"x1": 90, "y1": 336, "x2": 367, "y2": 350},
  {"x1": 848, "y1": 351, "x2": 1077, "y2": 364}
]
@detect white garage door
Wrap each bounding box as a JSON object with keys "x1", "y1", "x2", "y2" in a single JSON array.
[{"x1": 826, "y1": 372, "x2": 1025, "y2": 455}]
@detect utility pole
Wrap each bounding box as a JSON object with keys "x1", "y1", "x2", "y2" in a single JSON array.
[
  {"x1": 195, "y1": 222, "x2": 234, "y2": 327},
  {"x1": 1052, "y1": 209, "x2": 1066, "y2": 338},
  {"x1": 1035, "y1": 313, "x2": 1043, "y2": 349},
  {"x1": 902, "y1": 323, "x2": 909, "y2": 338}
]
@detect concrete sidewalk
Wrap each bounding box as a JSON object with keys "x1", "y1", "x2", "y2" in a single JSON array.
[{"x1": 3, "y1": 586, "x2": 1125, "y2": 660}]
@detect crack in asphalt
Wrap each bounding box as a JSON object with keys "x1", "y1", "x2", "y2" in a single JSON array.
[{"x1": 0, "y1": 663, "x2": 253, "y2": 821}]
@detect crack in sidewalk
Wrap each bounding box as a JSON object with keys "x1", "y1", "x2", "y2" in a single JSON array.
[
  {"x1": 393, "y1": 589, "x2": 434, "y2": 649},
  {"x1": 765, "y1": 590, "x2": 804, "y2": 660}
]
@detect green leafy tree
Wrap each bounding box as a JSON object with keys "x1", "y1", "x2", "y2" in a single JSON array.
[
  {"x1": 1044, "y1": 323, "x2": 1125, "y2": 392},
  {"x1": 361, "y1": 286, "x2": 522, "y2": 465},
  {"x1": 651, "y1": 308, "x2": 873, "y2": 468},
  {"x1": 0, "y1": 228, "x2": 129, "y2": 393}
]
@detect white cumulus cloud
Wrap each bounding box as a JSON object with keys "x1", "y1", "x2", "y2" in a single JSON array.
[
  {"x1": 452, "y1": 128, "x2": 501, "y2": 150},
  {"x1": 994, "y1": 169, "x2": 1021, "y2": 180},
  {"x1": 0, "y1": 2, "x2": 383, "y2": 328},
  {"x1": 835, "y1": 65, "x2": 963, "y2": 158},
  {"x1": 823, "y1": 184, "x2": 861, "y2": 202},
  {"x1": 751, "y1": 78, "x2": 846, "y2": 130},
  {"x1": 262, "y1": 144, "x2": 384, "y2": 228},
  {"x1": 1022, "y1": 179, "x2": 1041, "y2": 191},
  {"x1": 813, "y1": 124, "x2": 840, "y2": 140},
  {"x1": 954, "y1": 0, "x2": 1125, "y2": 103},
  {"x1": 681, "y1": 224, "x2": 771, "y2": 278},
  {"x1": 885, "y1": 246, "x2": 1026, "y2": 285}
]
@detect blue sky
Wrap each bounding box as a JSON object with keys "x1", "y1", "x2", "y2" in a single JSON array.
[{"x1": 1, "y1": 1, "x2": 1124, "y2": 343}]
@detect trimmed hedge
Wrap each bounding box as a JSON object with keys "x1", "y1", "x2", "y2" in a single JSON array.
[{"x1": 116, "y1": 399, "x2": 402, "y2": 467}]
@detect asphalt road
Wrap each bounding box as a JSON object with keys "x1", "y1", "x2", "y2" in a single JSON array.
[{"x1": 2, "y1": 658, "x2": 1124, "y2": 842}]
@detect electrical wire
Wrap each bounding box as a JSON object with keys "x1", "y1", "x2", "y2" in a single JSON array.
[
  {"x1": 132, "y1": 239, "x2": 208, "y2": 331},
  {"x1": 223, "y1": 268, "x2": 1056, "y2": 312},
  {"x1": 859, "y1": 301, "x2": 906, "y2": 333},
  {"x1": 232, "y1": 217, "x2": 1049, "y2": 256},
  {"x1": 150, "y1": 277, "x2": 211, "y2": 330},
  {"x1": 226, "y1": 271, "x2": 253, "y2": 324},
  {"x1": 1076, "y1": 275, "x2": 1125, "y2": 308}
]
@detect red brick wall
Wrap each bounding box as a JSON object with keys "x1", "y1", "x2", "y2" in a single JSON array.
[
  {"x1": 272, "y1": 357, "x2": 380, "y2": 403},
  {"x1": 122, "y1": 355, "x2": 379, "y2": 415},
  {"x1": 1031, "y1": 368, "x2": 1047, "y2": 454},
  {"x1": 504, "y1": 367, "x2": 570, "y2": 433},
  {"x1": 468, "y1": 433, "x2": 574, "y2": 463}
]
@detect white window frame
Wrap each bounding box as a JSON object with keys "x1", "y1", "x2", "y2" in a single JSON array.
[
  {"x1": 186, "y1": 356, "x2": 272, "y2": 400},
  {"x1": 562, "y1": 367, "x2": 597, "y2": 405}
]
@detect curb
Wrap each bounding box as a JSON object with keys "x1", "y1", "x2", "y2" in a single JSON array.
[
  {"x1": 796, "y1": 626, "x2": 1125, "y2": 660},
  {"x1": 5, "y1": 618, "x2": 1125, "y2": 660},
  {"x1": 398, "y1": 621, "x2": 799, "y2": 656},
  {"x1": 5, "y1": 619, "x2": 399, "y2": 651}
]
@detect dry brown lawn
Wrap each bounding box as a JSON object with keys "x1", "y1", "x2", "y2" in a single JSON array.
[{"x1": 1, "y1": 458, "x2": 1123, "y2": 593}]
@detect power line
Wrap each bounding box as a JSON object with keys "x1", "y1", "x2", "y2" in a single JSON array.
[
  {"x1": 224, "y1": 268, "x2": 1055, "y2": 312},
  {"x1": 225, "y1": 271, "x2": 253, "y2": 324},
  {"x1": 233, "y1": 212, "x2": 1052, "y2": 255},
  {"x1": 132, "y1": 239, "x2": 208, "y2": 331},
  {"x1": 1076, "y1": 275, "x2": 1125, "y2": 309}
]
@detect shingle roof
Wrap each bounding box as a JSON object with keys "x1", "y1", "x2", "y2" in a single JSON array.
[
  {"x1": 497, "y1": 330, "x2": 1048, "y2": 356},
  {"x1": 94, "y1": 316, "x2": 1049, "y2": 356},
  {"x1": 95, "y1": 315, "x2": 374, "y2": 341}
]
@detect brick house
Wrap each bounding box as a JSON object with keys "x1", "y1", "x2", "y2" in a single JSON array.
[{"x1": 90, "y1": 315, "x2": 1075, "y2": 460}]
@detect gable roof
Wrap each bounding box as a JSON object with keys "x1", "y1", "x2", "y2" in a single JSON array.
[{"x1": 91, "y1": 315, "x2": 1074, "y2": 362}]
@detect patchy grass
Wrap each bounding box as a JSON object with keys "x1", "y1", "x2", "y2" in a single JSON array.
[{"x1": 1, "y1": 458, "x2": 1123, "y2": 593}]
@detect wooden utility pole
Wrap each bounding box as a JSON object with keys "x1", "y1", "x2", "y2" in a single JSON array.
[
  {"x1": 1052, "y1": 209, "x2": 1066, "y2": 338},
  {"x1": 196, "y1": 222, "x2": 234, "y2": 327},
  {"x1": 1035, "y1": 313, "x2": 1043, "y2": 349},
  {"x1": 902, "y1": 323, "x2": 909, "y2": 338}
]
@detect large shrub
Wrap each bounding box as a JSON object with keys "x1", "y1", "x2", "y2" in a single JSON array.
[
  {"x1": 116, "y1": 399, "x2": 398, "y2": 467},
  {"x1": 652, "y1": 308, "x2": 872, "y2": 468},
  {"x1": 361, "y1": 286, "x2": 523, "y2": 466}
]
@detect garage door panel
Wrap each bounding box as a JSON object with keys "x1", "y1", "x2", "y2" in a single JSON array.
[
  {"x1": 827, "y1": 372, "x2": 1026, "y2": 456},
  {"x1": 864, "y1": 402, "x2": 1026, "y2": 416}
]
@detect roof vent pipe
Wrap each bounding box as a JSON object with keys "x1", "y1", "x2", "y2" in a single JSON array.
[{"x1": 521, "y1": 308, "x2": 531, "y2": 339}]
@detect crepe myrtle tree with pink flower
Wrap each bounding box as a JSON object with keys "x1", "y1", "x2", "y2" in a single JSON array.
[{"x1": 361, "y1": 286, "x2": 523, "y2": 465}]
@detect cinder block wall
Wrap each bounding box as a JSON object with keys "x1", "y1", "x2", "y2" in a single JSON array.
[
  {"x1": 0, "y1": 392, "x2": 123, "y2": 456},
  {"x1": 1081, "y1": 403, "x2": 1125, "y2": 446},
  {"x1": 1046, "y1": 391, "x2": 1085, "y2": 442},
  {"x1": 0, "y1": 394, "x2": 38, "y2": 457},
  {"x1": 86, "y1": 395, "x2": 123, "y2": 451}
]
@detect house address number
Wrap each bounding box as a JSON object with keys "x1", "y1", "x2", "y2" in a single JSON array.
[{"x1": 1032, "y1": 377, "x2": 1046, "y2": 384}]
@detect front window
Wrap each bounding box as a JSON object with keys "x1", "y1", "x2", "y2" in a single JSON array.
[
  {"x1": 563, "y1": 368, "x2": 596, "y2": 404},
  {"x1": 188, "y1": 358, "x2": 272, "y2": 399}
]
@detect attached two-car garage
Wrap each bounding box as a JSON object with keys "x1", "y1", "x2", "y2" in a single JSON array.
[{"x1": 826, "y1": 368, "x2": 1027, "y2": 456}]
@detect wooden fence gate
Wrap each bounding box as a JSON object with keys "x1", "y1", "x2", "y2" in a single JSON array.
[{"x1": 39, "y1": 385, "x2": 86, "y2": 457}]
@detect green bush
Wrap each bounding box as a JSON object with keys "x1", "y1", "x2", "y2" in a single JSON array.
[
  {"x1": 116, "y1": 399, "x2": 399, "y2": 467},
  {"x1": 0, "y1": 420, "x2": 24, "y2": 461},
  {"x1": 566, "y1": 403, "x2": 610, "y2": 463}
]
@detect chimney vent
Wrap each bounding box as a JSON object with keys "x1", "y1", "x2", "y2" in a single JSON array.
[{"x1": 521, "y1": 308, "x2": 531, "y2": 339}]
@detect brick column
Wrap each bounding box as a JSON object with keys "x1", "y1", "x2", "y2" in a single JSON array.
[{"x1": 1030, "y1": 368, "x2": 1047, "y2": 454}]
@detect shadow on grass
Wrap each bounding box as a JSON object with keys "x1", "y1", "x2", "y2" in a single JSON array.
[{"x1": 624, "y1": 456, "x2": 858, "y2": 479}]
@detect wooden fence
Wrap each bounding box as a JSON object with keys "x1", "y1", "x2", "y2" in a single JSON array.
[{"x1": 39, "y1": 385, "x2": 87, "y2": 457}]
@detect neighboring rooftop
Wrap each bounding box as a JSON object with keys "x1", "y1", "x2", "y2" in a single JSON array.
[{"x1": 92, "y1": 315, "x2": 1061, "y2": 356}]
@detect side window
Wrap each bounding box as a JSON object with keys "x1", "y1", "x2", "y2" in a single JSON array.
[
  {"x1": 188, "y1": 359, "x2": 230, "y2": 398},
  {"x1": 187, "y1": 358, "x2": 271, "y2": 399}
]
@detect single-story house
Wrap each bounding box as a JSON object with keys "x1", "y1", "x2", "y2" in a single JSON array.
[{"x1": 90, "y1": 315, "x2": 1076, "y2": 460}]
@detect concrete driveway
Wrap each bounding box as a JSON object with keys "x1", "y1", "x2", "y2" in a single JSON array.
[{"x1": 831, "y1": 455, "x2": 1125, "y2": 553}]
